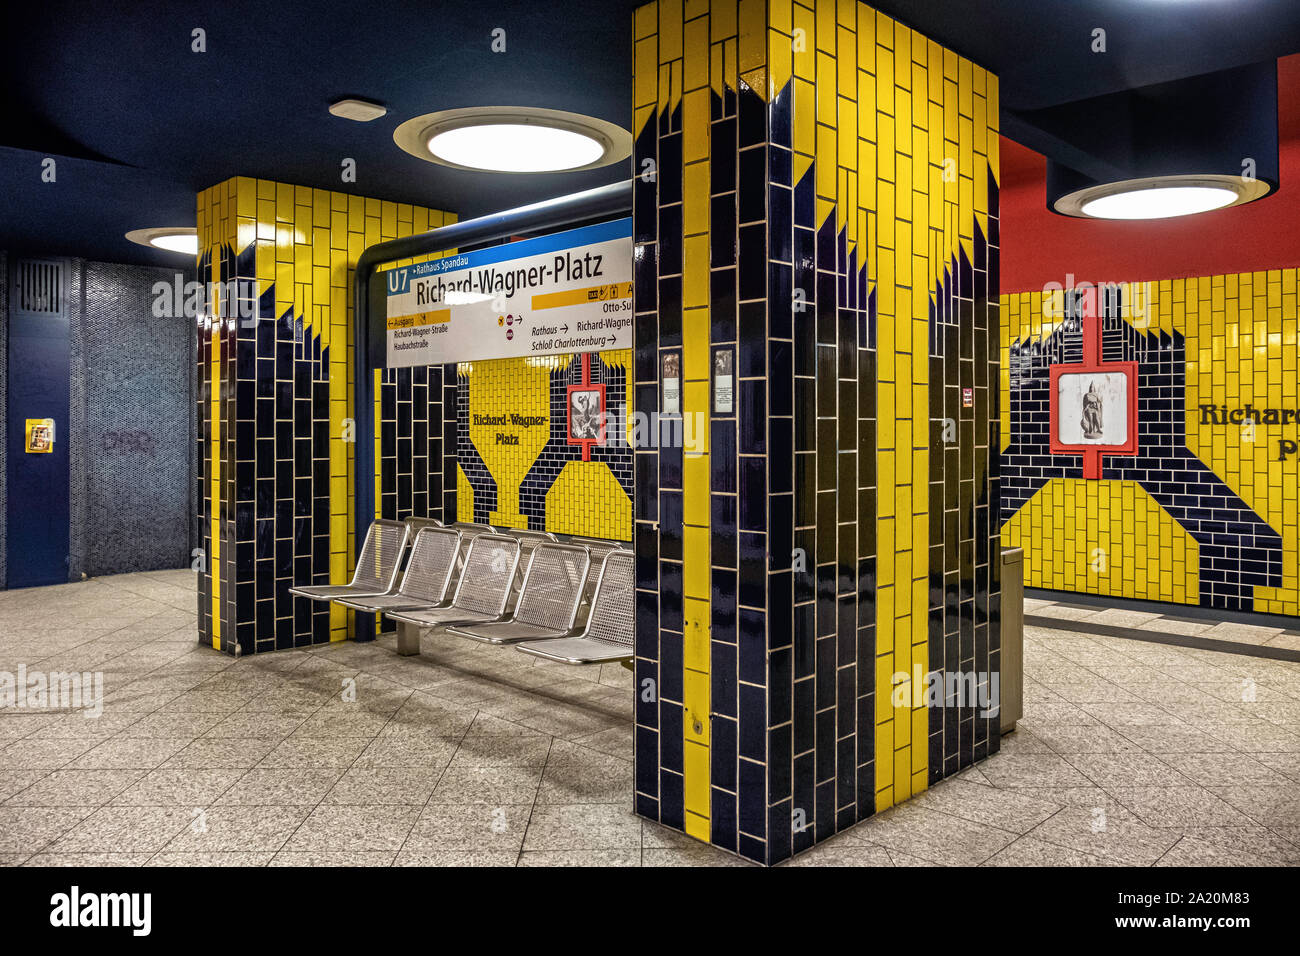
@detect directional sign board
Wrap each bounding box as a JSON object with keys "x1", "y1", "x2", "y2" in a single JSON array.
[{"x1": 384, "y1": 218, "x2": 633, "y2": 368}]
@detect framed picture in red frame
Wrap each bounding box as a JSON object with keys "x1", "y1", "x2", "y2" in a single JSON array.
[
  {"x1": 1049, "y1": 361, "x2": 1140, "y2": 458},
  {"x1": 566, "y1": 382, "x2": 606, "y2": 448}
]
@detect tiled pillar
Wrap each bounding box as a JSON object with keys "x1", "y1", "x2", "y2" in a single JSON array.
[
  {"x1": 632, "y1": 0, "x2": 1002, "y2": 864},
  {"x1": 195, "y1": 177, "x2": 455, "y2": 655}
]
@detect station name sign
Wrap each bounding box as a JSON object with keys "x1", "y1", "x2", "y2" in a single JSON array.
[
  {"x1": 1199, "y1": 404, "x2": 1300, "y2": 460},
  {"x1": 384, "y1": 218, "x2": 633, "y2": 368}
]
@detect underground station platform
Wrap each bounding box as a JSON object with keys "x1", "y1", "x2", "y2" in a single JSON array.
[{"x1": 1, "y1": 0, "x2": 1299, "y2": 940}]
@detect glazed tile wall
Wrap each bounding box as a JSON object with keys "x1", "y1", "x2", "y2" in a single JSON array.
[
  {"x1": 454, "y1": 350, "x2": 634, "y2": 541},
  {"x1": 195, "y1": 176, "x2": 455, "y2": 655},
  {"x1": 1001, "y1": 273, "x2": 1300, "y2": 617},
  {"x1": 632, "y1": 0, "x2": 1001, "y2": 864}
]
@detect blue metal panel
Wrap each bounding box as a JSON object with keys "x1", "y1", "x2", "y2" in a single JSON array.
[{"x1": 5, "y1": 263, "x2": 71, "y2": 588}]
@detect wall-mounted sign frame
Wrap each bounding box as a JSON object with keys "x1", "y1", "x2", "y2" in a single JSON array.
[
  {"x1": 25, "y1": 418, "x2": 55, "y2": 453},
  {"x1": 661, "y1": 350, "x2": 681, "y2": 415},
  {"x1": 712, "y1": 346, "x2": 735, "y2": 414},
  {"x1": 383, "y1": 217, "x2": 633, "y2": 368}
]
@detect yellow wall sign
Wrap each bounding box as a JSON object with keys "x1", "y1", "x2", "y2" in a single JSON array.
[{"x1": 25, "y1": 419, "x2": 55, "y2": 453}]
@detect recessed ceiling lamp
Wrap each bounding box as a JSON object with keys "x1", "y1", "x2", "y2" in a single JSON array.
[
  {"x1": 329, "y1": 97, "x2": 388, "y2": 122},
  {"x1": 1044, "y1": 63, "x2": 1278, "y2": 221},
  {"x1": 1053, "y1": 174, "x2": 1270, "y2": 220},
  {"x1": 394, "y1": 106, "x2": 632, "y2": 173},
  {"x1": 125, "y1": 227, "x2": 198, "y2": 255}
]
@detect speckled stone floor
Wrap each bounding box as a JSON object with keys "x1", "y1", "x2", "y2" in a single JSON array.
[{"x1": 1, "y1": 570, "x2": 1298, "y2": 866}]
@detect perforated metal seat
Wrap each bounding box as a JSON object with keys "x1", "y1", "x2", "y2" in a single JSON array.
[
  {"x1": 386, "y1": 533, "x2": 521, "y2": 631},
  {"x1": 336, "y1": 527, "x2": 460, "y2": 614},
  {"x1": 449, "y1": 543, "x2": 590, "y2": 644},
  {"x1": 516, "y1": 550, "x2": 634, "y2": 664},
  {"x1": 289, "y1": 519, "x2": 409, "y2": 603}
]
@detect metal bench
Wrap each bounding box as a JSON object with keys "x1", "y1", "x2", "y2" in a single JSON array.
[
  {"x1": 516, "y1": 549, "x2": 634, "y2": 664},
  {"x1": 447, "y1": 543, "x2": 591, "y2": 645},
  {"x1": 385, "y1": 532, "x2": 521, "y2": 655},
  {"x1": 289, "y1": 518, "x2": 409, "y2": 603},
  {"x1": 559, "y1": 535, "x2": 626, "y2": 625},
  {"x1": 404, "y1": 516, "x2": 445, "y2": 535},
  {"x1": 333, "y1": 526, "x2": 461, "y2": 615}
]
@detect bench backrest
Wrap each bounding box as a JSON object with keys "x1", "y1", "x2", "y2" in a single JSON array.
[
  {"x1": 351, "y1": 519, "x2": 410, "y2": 592},
  {"x1": 397, "y1": 527, "x2": 461, "y2": 603},
  {"x1": 512, "y1": 544, "x2": 591, "y2": 631},
  {"x1": 582, "y1": 550, "x2": 635, "y2": 648},
  {"x1": 451, "y1": 533, "x2": 521, "y2": 616}
]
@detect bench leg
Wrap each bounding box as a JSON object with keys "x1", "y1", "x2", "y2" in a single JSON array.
[{"x1": 396, "y1": 621, "x2": 421, "y2": 656}]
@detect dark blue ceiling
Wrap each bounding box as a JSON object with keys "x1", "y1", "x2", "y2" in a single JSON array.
[{"x1": 3, "y1": 0, "x2": 1299, "y2": 266}]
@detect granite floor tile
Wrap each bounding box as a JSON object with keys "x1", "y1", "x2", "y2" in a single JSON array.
[
  {"x1": 1025, "y1": 806, "x2": 1181, "y2": 865},
  {"x1": 69, "y1": 736, "x2": 191, "y2": 770},
  {"x1": 282, "y1": 804, "x2": 419, "y2": 853},
  {"x1": 835, "y1": 804, "x2": 1016, "y2": 865},
  {"x1": 322, "y1": 767, "x2": 440, "y2": 805},
  {"x1": 5, "y1": 768, "x2": 146, "y2": 806},
  {"x1": 203, "y1": 711, "x2": 307, "y2": 739},
  {"x1": 404, "y1": 804, "x2": 531, "y2": 852},
  {"x1": 911, "y1": 778, "x2": 1062, "y2": 834},
  {"x1": 1063, "y1": 753, "x2": 1193, "y2": 788},
  {"x1": 983, "y1": 836, "x2": 1118, "y2": 867},
  {"x1": 216, "y1": 768, "x2": 342, "y2": 806},
  {"x1": 1029, "y1": 724, "x2": 1143, "y2": 754},
  {"x1": 780, "y1": 842, "x2": 894, "y2": 866},
  {"x1": 1208, "y1": 785, "x2": 1300, "y2": 828},
  {"x1": 147, "y1": 850, "x2": 273, "y2": 866},
  {"x1": 257, "y1": 736, "x2": 372, "y2": 769},
  {"x1": 428, "y1": 765, "x2": 543, "y2": 805},
  {"x1": 1, "y1": 737, "x2": 97, "y2": 769},
  {"x1": 0, "y1": 806, "x2": 95, "y2": 854},
  {"x1": 977, "y1": 753, "x2": 1094, "y2": 789},
  {"x1": 50, "y1": 805, "x2": 192, "y2": 853},
  {"x1": 119, "y1": 711, "x2": 227, "y2": 738},
  {"x1": 520, "y1": 803, "x2": 642, "y2": 852},
  {"x1": 518, "y1": 849, "x2": 643, "y2": 866},
  {"x1": 352, "y1": 734, "x2": 459, "y2": 769},
  {"x1": 0, "y1": 770, "x2": 50, "y2": 803},
  {"x1": 1154, "y1": 751, "x2": 1292, "y2": 787},
  {"x1": 110, "y1": 768, "x2": 246, "y2": 806},
  {"x1": 269, "y1": 851, "x2": 396, "y2": 866},
  {"x1": 448, "y1": 734, "x2": 552, "y2": 769},
  {"x1": 23, "y1": 851, "x2": 155, "y2": 866},
  {"x1": 392, "y1": 848, "x2": 518, "y2": 866},
  {"x1": 5, "y1": 574, "x2": 1296, "y2": 869},
  {"x1": 165, "y1": 737, "x2": 278, "y2": 769},
  {"x1": 1106, "y1": 785, "x2": 1255, "y2": 828},
  {"x1": 162, "y1": 805, "x2": 311, "y2": 853}
]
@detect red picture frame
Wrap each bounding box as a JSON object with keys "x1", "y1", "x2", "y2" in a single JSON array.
[
  {"x1": 566, "y1": 382, "x2": 606, "y2": 455},
  {"x1": 1048, "y1": 361, "x2": 1139, "y2": 456},
  {"x1": 1048, "y1": 361, "x2": 1140, "y2": 477}
]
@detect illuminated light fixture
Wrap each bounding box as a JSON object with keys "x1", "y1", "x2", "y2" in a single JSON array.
[
  {"x1": 329, "y1": 97, "x2": 388, "y2": 122},
  {"x1": 1043, "y1": 63, "x2": 1279, "y2": 221},
  {"x1": 1052, "y1": 174, "x2": 1271, "y2": 220},
  {"x1": 125, "y1": 227, "x2": 199, "y2": 255},
  {"x1": 394, "y1": 106, "x2": 631, "y2": 173}
]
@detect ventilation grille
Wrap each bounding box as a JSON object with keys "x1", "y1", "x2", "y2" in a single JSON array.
[{"x1": 13, "y1": 259, "x2": 66, "y2": 316}]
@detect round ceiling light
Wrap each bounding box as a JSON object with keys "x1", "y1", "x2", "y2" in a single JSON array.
[
  {"x1": 394, "y1": 107, "x2": 631, "y2": 173},
  {"x1": 1052, "y1": 174, "x2": 1271, "y2": 220},
  {"x1": 125, "y1": 227, "x2": 199, "y2": 255}
]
